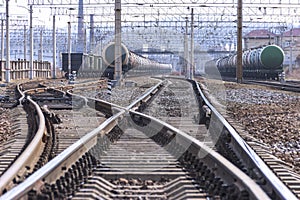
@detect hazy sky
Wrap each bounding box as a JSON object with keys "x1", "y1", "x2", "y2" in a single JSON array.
[
  {"x1": 0, "y1": 1, "x2": 68, "y2": 28},
  {"x1": 0, "y1": 1, "x2": 299, "y2": 30}
]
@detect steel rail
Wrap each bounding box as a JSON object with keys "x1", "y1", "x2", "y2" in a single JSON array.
[
  {"x1": 0, "y1": 79, "x2": 164, "y2": 199},
  {"x1": 0, "y1": 95, "x2": 46, "y2": 195},
  {"x1": 245, "y1": 80, "x2": 300, "y2": 93},
  {"x1": 126, "y1": 79, "x2": 165, "y2": 110},
  {"x1": 0, "y1": 109, "x2": 126, "y2": 200},
  {"x1": 128, "y1": 110, "x2": 270, "y2": 200},
  {"x1": 195, "y1": 80, "x2": 298, "y2": 200},
  {"x1": 73, "y1": 79, "x2": 165, "y2": 115},
  {"x1": 24, "y1": 87, "x2": 66, "y2": 97},
  {"x1": 66, "y1": 89, "x2": 88, "y2": 106},
  {"x1": 0, "y1": 83, "x2": 71, "y2": 195},
  {"x1": 1, "y1": 78, "x2": 270, "y2": 199}
]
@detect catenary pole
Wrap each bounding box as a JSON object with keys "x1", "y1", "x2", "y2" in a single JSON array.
[{"x1": 236, "y1": 0, "x2": 243, "y2": 83}]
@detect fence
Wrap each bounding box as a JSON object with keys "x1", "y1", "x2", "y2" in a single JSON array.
[{"x1": 0, "y1": 60, "x2": 51, "y2": 81}]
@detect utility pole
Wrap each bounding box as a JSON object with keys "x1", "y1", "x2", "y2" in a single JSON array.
[
  {"x1": 184, "y1": 17, "x2": 189, "y2": 79},
  {"x1": 29, "y1": 5, "x2": 33, "y2": 79},
  {"x1": 38, "y1": 29, "x2": 43, "y2": 61},
  {"x1": 77, "y1": 0, "x2": 84, "y2": 52},
  {"x1": 67, "y1": 21, "x2": 71, "y2": 78},
  {"x1": 1, "y1": 19, "x2": 4, "y2": 62},
  {"x1": 114, "y1": 0, "x2": 122, "y2": 82},
  {"x1": 0, "y1": 19, "x2": 3, "y2": 81},
  {"x1": 236, "y1": 0, "x2": 243, "y2": 83},
  {"x1": 289, "y1": 27, "x2": 293, "y2": 74},
  {"x1": 89, "y1": 14, "x2": 94, "y2": 53},
  {"x1": 24, "y1": 25, "x2": 26, "y2": 60},
  {"x1": 83, "y1": 24, "x2": 86, "y2": 53},
  {"x1": 5, "y1": 0, "x2": 10, "y2": 83},
  {"x1": 52, "y1": 14, "x2": 56, "y2": 78},
  {"x1": 190, "y1": 8, "x2": 194, "y2": 80}
]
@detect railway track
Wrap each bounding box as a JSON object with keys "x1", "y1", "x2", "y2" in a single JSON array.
[
  {"x1": 220, "y1": 76, "x2": 300, "y2": 93},
  {"x1": 1, "y1": 100, "x2": 268, "y2": 199},
  {"x1": 0, "y1": 80, "x2": 109, "y2": 195},
  {"x1": 0, "y1": 107, "x2": 28, "y2": 177},
  {"x1": 143, "y1": 78, "x2": 212, "y2": 147},
  {"x1": 0, "y1": 77, "x2": 271, "y2": 199},
  {"x1": 0, "y1": 76, "x2": 298, "y2": 199},
  {"x1": 0, "y1": 78, "x2": 162, "y2": 196},
  {"x1": 0, "y1": 94, "x2": 46, "y2": 194},
  {"x1": 198, "y1": 77, "x2": 300, "y2": 199},
  {"x1": 226, "y1": 118, "x2": 300, "y2": 199},
  {"x1": 140, "y1": 77, "x2": 299, "y2": 199},
  {"x1": 72, "y1": 125, "x2": 206, "y2": 199},
  {"x1": 245, "y1": 80, "x2": 300, "y2": 92}
]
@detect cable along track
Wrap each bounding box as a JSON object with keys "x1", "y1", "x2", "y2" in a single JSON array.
[{"x1": 1, "y1": 79, "x2": 269, "y2": 200}]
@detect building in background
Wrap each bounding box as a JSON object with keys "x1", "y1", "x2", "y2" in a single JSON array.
[{"x1": 243, "y1": 29, "x2": 277, "y2": 48}]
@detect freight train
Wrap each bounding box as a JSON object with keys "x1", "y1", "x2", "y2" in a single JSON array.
[
  {"x1": 101, "y1": 42, "x2": 172, "y2": 79},
  {"x1": 61, "y1": 43, "x2": 172, "y2": 79},
  {"x1": 61, "y1": 53, "x2": 103, "y2": 78},
  {"x1": 205, "y1": 45, "x2": 285, "y2": 80}
]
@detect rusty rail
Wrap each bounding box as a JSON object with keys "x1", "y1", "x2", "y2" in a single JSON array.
[{"x1": 0, "y1": 96, "x2": 46, "y2": 195}]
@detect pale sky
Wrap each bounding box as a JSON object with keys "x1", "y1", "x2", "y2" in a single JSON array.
[
  {"x1": 0, "y1": 1, "x2": 69, "y2": 28},
  {"x1": 0, "y1": 1, "x2": 299, "y2": 30}
]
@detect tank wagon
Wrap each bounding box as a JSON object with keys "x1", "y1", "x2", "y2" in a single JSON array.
[
  {"x1": 205, "y1": 45, "x2": 285, "y2": 80},
  {"x1": 102, "y1": 42, "x2": 172, "y2": 79},
  {"x1": 61, "y1": 43, "x2": 172, "y2": 79}
]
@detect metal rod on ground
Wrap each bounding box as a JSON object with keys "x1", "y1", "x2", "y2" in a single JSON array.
[
  {"x1": 52, "y1": 14, "x2": 56, "y2": 79},
  {"x1": 114, "y1": 0, "x2": 122, "y2": 82},
  {"x1": 5, "y1": 0, "x2": 10, "y2": 83},
  {"x1": 236, "y1": 0, "x2": 243, "y2": 83},
  {"x1": 29, "y1": 5, "x2": 33, "y2": 79}
]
